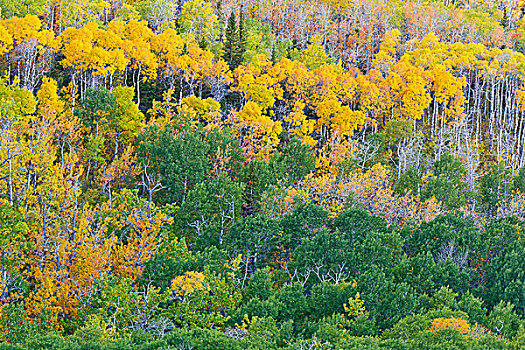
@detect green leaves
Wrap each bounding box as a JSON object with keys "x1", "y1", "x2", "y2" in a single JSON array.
[
  {"x1": 484, "y1": 237, "x2": 525, "y2": 318},
  {"x1": 225, "y1": 215, "x2": 280, "y2": 273},
  {"x1": 222, "y1": 12, "x2": 243, "y2": 71},
  {"x1": 75, "y1": 88, "x2": 116, "y2": 132},
  {"x1": 137, "y1": 125, "x2": 244, "y2": 208},
  {"x1": 422, "y1": 153, "x2": 468, "y2": 210}
]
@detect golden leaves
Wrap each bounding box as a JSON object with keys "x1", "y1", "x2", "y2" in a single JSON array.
[
  {"x1": 61, "y1": 22, "x2": 129, "y2": 79},
  {"x1": 295, "y1": 163, "x2": 442, "y2": 225},
  {"x1": 0, "y1": 25, "x2": 13, "y2": 56},
  {"x1": 428, "y1": 317, "x2": 471, "y2": 335},
  {"x1": 233, "y1": 101, "x2": 282, "y2": 160},
  {"x1": 171, "y1": 271, "x2": 208, "y2": 296}
]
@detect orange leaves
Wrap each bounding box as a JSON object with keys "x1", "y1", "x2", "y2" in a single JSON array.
[
  {"x1": 26, "y1": 269, "x2": 78, "y2": 327},
  {"x1": 104, "y1": 190, "x2": 173, "y2": 280},
  {"x1": 110, "y1": 217, "x2": 165, "y2": 281},
  {"x1": 24, "y1": 190, "x2": 174, "y2": 325},
  {"x1": 97, "y1": 144, "x2": 137, "y2": 197},
  {"x1": 260, "y1": 187, "x2": 310, "y2": 219},
  {"x1": 428, "y1": 317, "x2": 470, "y2": 335},
  {"x1": 315, "y1": 133, "x2": 358, "y2": 175}
]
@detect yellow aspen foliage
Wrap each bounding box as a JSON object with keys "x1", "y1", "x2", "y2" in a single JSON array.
[
  {"x1": 316, "y1": 100, "x2": 365, "y2": 137},
  {"x1": 1, "y1": 16, "x2": 57, "y2": 90},
  {"x1": 428, "y1": 317, "x2": 470, "y2": 335},
  {"x1": 178, "y1": 0, "x2": 220, "y2": 47},
  {"x1": 292, "y1": 34, "x2": 334, "y2": 70},
  {"x1": 233, "y1": 56, "x2": 365, "y2": 147},
  {"x1": 121, "y1": 20, "x2": 158, "y2": 80},
  {"x1": 111, "y1": 86, "x2": 145, "y2": 142},
  {"x1": 389, "y1": 63, "x2": 431, "y2": 121},
  {"x1": 259, "y1": 187, "x2": 310, "y2": 219},
  {"x1": 296, "y1": 163, "x2": 442, "y2": 224},
  {"x1": 315, "y1": 133, "x2": 358, "y2": 175},
  {"x1": 343, "y1": 292, "x2": 368, "y2": 319},
  {"x1": 0, "y1": 25, "x2": 13, "y2": 56},
  {"x1": 2, "y1": 15, "x2": 43, "y2": 45},
  {"x1": 171, "y1": 42, "x2": 231, "y2": 97},
  {"x1": 497, "y1": 190, "x2": 525, "y2": 220},
  {"x1": 344, "y1": 164, "x2": 442, "y2": 225},
  {"x1": 299, "y1": 173, "x2": 350, "y2": 216},
  {"x1": 36, "y1": 77, "x2": 65, "y2": 117},
  {"x1": 171, "y1": 271, "x2": 208, "y2": 296},
  {"x1": 356, "y1": 70, "x2": 392, "y2": 124},
  {"x1": 61, "y1": 22, "x2": 128, "y2": 85},
  {"x1": 147, "y1": 89, "x2": 184, "y2": 129},
  {"x1": 284, "y1": 100, "x2": 316, "y2": 146},
  {"x1": 151, "y1": 29, "x2": 185, "y2": 78},
  {"x1": 233, "y1": 101, "x2": 282, "y2": 160},
  {"x1": 60, "y1": 0, "x2": 111, "y2": 28},
  {"x1": 372, "y1": 29, "x2": 401, "y2": 74},
  {"x1": 180, "y1": 95, "x2": 222, "y2": 129},
  {"x1": 516, "y1": 84, "x2": 525, "y2": 112},
  {"x1": 234, "y1": 57, "x2": 276, "y2": 108},
  {"x1": 75, "y1": 314, "x2": 117, "y2": 342}
]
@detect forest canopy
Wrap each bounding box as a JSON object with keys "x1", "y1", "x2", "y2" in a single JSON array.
[{"x1": 0, "y1": 0, "x2": 525, "y2": 349}]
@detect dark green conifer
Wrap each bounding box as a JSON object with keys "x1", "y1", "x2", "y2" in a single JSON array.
[
  {"x1": 237, "y1": 11, "x2": 247, "y2": 63},
  {"x1": 222, "y1": 12, "x2": 238, "y2": 70},
  {"x1": 501, "y1": 9, "x2": 509, "y2": 29}
]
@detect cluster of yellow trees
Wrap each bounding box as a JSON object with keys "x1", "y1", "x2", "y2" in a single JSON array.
[
  {"x1": 3, "y1": 14, "x2": 525, "y2": 164},
  {"x1": 0, "y1": 77, "x2": 175, "y2": 327}
]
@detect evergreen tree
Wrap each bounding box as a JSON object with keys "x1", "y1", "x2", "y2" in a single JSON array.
[
  {"x1": 501, "y1": 9, "x2": 509, "y2": 29},
  {"x1": 222, "y1": 10, "x2": 247, "y2": 71},
  {"x1": 237, "y1": 11, "x2": 247, "y2": 63},
  {"x1": 222, "y1": 12, "x2": 241, "y2": 70},
  {"x1": 216, "y1": 0, "x2": 225, "y2": 41}
]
